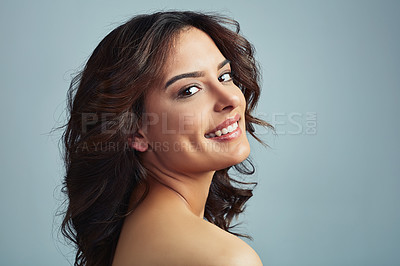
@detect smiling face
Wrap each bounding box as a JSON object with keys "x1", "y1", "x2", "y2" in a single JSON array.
[{"x1": 136, "y1": 27, "x2": 250, "y2": 174}]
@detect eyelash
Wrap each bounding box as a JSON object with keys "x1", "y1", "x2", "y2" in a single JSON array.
[{"x1": 177, "y1": 71, "x2": 234, "y2": 98}]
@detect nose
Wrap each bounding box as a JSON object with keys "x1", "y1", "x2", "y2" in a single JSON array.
[{"x1": 212, "y1": 83, "x2": 241, "y2": 112}]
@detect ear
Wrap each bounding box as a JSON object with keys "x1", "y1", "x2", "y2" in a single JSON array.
[{"x1": 128, "y1": 129, "x2": 149, "y2": 152}]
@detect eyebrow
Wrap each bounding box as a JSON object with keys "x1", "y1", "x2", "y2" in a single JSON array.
[{"x1": 164, "y1": 59, "x2": 231, "y2": 89}]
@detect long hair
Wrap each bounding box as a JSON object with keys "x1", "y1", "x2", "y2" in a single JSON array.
[{"x1": 61, "y1": 11, "x2": 273, "y2": 266}]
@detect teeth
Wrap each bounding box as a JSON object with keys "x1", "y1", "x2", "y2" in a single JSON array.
[{"x1": 205, "y1": 122, "x2": 239, "y2": 138}]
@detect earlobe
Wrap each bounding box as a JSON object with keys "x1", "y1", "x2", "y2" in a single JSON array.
[{"x1": 129, "y1": 130, "x2": 149, "y2": 152}]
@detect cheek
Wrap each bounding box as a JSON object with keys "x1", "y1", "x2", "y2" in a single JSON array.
[
  {"x1": 176, "y1": 109, "x2": 208, "y2": 138},
  {"x1": 239, "y1": 89, "x2": 247, "y2": 108},
  {"x1": 145, "y1": 108, "x2": 204, "y2": 143}
]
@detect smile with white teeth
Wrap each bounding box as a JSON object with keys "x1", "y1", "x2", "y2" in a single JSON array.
[{"x1": 205, "y1": 122, "x2": 239, "y2": 138}]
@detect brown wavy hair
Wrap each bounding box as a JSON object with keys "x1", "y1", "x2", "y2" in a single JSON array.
[{"x1": 61, "y1": 11, "x2": 272, "y2": 266}]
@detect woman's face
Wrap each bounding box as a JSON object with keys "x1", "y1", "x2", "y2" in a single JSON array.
[{"x1": 139, "y1": 27, "x2": 250, "y2": 173}]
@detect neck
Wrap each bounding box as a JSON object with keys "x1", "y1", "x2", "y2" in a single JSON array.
[{"x1": 143, "y1": 165, "x2": 214, "y2": 218}]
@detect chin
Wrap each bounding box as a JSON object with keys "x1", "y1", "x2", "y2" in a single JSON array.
[
  {"x1": 216, "y1": 139, "x2": 251, "y2": 170},
  {"x1": 231, "y1": 140, "x2": 251, "y2": 164}
]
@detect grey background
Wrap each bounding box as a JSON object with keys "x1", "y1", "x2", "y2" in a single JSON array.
[{"x1": 1, "y1": 0, "x2": 399, "y2": 265}]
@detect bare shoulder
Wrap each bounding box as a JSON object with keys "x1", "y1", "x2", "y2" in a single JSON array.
[
  {"x1": 164, "y1": 217, "x2": 263, "y2": 266},
  {"x1": 113, "y1": 210, "x2": 262, "y2": 266},
  {"x1": 198, "y1": 219, "x2": 263, "y2": 266}
]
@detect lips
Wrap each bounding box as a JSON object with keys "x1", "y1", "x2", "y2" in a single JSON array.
[{"x1": 204, "y1": 114, "x2": 241, "y2": 139}]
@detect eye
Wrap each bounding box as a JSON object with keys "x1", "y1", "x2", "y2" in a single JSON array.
[
  {"x1": 178, "y1": 85, "x2": 200, "y2": 98},
  {"x1": 218, "y1": 72, "x2": 233, "y2": 82}
]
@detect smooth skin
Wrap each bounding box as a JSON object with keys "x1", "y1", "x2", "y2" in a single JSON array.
[{"x1": 113, "y1": 27, "x2": 263, "y2": 266}]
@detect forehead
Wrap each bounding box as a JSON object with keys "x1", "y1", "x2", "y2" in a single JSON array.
[{"x1": 163, "y1": 27, "x2": 226, "y2": 77}]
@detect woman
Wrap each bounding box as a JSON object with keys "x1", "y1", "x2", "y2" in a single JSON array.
[{"x1": 62, "y1": 11, "x2": 272, "y2": 266}]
